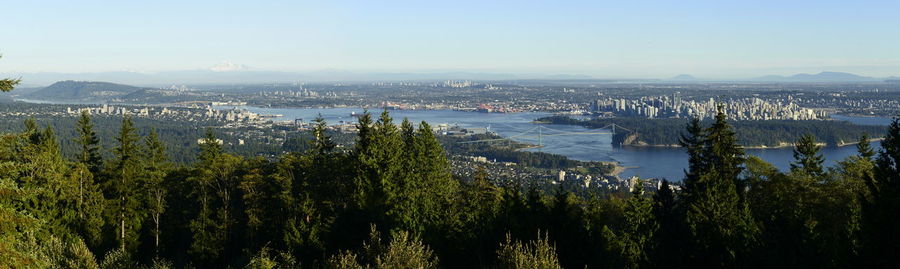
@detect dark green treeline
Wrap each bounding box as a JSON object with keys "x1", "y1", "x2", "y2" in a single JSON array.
[{"x1": 2, "y1": 107, "x2": 900, "y2": 268}]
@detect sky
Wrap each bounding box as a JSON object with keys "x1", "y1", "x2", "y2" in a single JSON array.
[{"x1": 2, "y1": 0, "x2": 899, "y2": 79}]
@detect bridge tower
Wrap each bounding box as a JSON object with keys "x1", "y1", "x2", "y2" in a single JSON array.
[{"x1": 538, "y1": 126, "x2": 543, "y2": 150}]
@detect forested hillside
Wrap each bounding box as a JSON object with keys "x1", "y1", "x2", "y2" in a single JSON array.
[{"x1": 25, "y1": 81, "x2": 151, "y2": 102}]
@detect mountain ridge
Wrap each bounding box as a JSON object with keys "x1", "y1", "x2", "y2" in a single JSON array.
[
  {"x1": 751, "y1": 71, "x2": 880, "y2": 82},
  {"x1": 25, "y1": 80, "x2": 153, "y2": 102}
]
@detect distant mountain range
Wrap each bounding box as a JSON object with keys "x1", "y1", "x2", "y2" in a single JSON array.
[
  {"x1": 669, "y1": 74, "x2": 699, "y2": 81},
  {"x1": 750, "y1": 71, "x2": 882, "y2": 82},
  {"x1": 0, "y1": 70, "x2": 599, "y2": 86},
  {"x1": 1, "y1": 70, "x2": 895, "y2": 87},
  {"x1": 663, "y1": 71, "x2": 891, "y2": 83}
]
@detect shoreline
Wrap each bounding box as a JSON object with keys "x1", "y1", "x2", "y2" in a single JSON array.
[{"x1": 622, "y1": 137, "x2": 885, "y2": 149}]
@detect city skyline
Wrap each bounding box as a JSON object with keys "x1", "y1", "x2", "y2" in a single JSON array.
[{"x1": 2, "y1": 0, "x2": 899, "y2": 79}]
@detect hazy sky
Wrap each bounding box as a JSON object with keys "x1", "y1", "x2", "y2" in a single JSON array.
[{"x1": 2, "y1": 0, "x2": 899, "y2": 78}]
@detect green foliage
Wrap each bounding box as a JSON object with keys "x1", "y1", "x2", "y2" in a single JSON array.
[
  {"x1": 0, "y1": 55, "x2": 19, "y2": 92},
  {"x1": 104, "y1": 115, "x2": 146, "y2": 251},
  {"x1": 100, "y1": 249, "x2": 138, "y2": 269},
  {"x1": 326, "y1": 251, "x2": 363, "y2": 269},
  {"x1": 857, "y1": 133, "x2": 876, "y2": 160},
  {"x1": 680, "y1": 118, "x2": 705, "y2": 190},
  {"x1": 189, "y1": 138, "x2": 242, "y2": 263},
  {"x1": 76, "y1": 111, "x2": 104, "y2": 175},
  {"x1": 144, "y1": 128, "x2": 169, "y2": 255},
  {"x1": 43, "y1": 237, "x2": 101, "y2": 269},
  {"x1": 496, "y1": 233, "x2": 562, "y2": 269},
  {"x1": 791, "y1": 134, "x2": 826, "y2": 177},
  {"x1": 860, "y1": 117, "x2": 900, "y2": 267},
  {"x1": 602, "y1": 183, "x2": 657, "y2": 268},
  {"x1": 327, "y1": 225, "x2": 439, "y2": 269},
  {"x1": 650, "y1": 179, "x2": 685, "y2": 266},
  {"x1": 749, "y1": 153, "x2": 866, "y2": 267},
  {"x1": 2, "y1": 108, "x2": 899, "y2": 268},
  {"x1": 682, "y1": 108, "x2": 758, "y2": 267},
  {"x1": 0, "y1": 176, "x2": 47, "y2": 268},
  {"x1": 312, "y1": 114, "x2": 336, "y2": 154},
  {"x1": 244, "y1": 247, "x2": 299, "y2": 269},
  {"x1": 540, "y1": 115, "x2": 888, "y2": 147}
]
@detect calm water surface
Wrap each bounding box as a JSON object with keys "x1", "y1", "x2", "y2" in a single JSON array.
[{"x1": 223, "y1": 106, "x2": 891, "y2": 181}]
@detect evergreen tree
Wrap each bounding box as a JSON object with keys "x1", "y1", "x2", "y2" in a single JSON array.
[
  {"x1": 791, "y1": 134, "x2": 825, "y2": 177},
  {"x1": 351, "y1": 111, "x2": 377, "y2": 209},
  {"x1": 679, "y1": 118, "x2": 705, "y2": 192},
  {"x1": 40, "y1": 126, "x2": 60, "y2": 156},
  {"x1": 327, "y1": 225, "x2": 439, "y2": 269},
  {"x1": 75, "y1": 111, "x2": 104, "y2": 175},
  {"x1": 189, "y1": 129, "x2": 242, "y2": 264},
  {"x1": 240, "y1": 158, "x2": 294, "y2": 253},
  {"x1": 312, "y1": 114, "x2": 336, "y2": 154},
  {"x1": 411, "y1": 121, "x2": 459, "y2": 233},
  {"x1": 24, "y1": 117, "x2": 42, "y2": 145},
  {"x1": 861, "y1": 117, "x2": 900, "y2": 267},
  {"x1": 352, "y1": 110, "x2": 404, "y2": 231},
  {"x1": 0, "y1": 54, "x2": 19, "y2": 92},
  {"x1": 603, "y1": 183, "x2": 657, "y2": 268},
  {"x1": 283, "y1": 116, "x2": 346, "y2": 260},
  {"x1": 198, "y1": 128, "x2": 222, "y2": 166},
  {"x1": 683, "y1": 107, "x2": 758, "y2": 267},
  {"x1": 458, "y1": 166, "x2": 503, "y2": 267},
  {"x1": 857, "y1": 133, "x2": 876, "y2": 160},
  {"x1": 394, "y1": 118, "x2": 419, "y2": 232},
  {"x1": 546, "y1": 187, "x2": 588, "y2": 268},
  {"x1": 704, "y1": 108, "x2": 746, "y2": 188},
  {"x1": 107, "y1": 115, "x2": 145, "y2": 251},
  {"x1": 746, "y1": 156, "x2": 819, "y2": 267},
  {"x1": 651, "y1": 179, "x2": 683, "y2": 266},
  {"x1": 496, "y1": 233, "x2": 562, "y2": 269},
  {"x1": 68, "y1": 162, "x2": 106, "y2": 247},
  {"x1": 144, "y1": 129, "x2": 170, "y2": 256}
]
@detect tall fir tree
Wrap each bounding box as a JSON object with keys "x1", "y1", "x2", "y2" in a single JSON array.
[
  {"x1": 24, "y1": 117, "x2": 42, "y2": 145},
  {"x1": 651, "y1": 179, "x2": 684, "y2": 266},
  {"x1": 704, "y1": 108, "x2": 746, "y2": 187},
  {"x1": 75, "y1": 111, "x2": 104, "y2": 175},
  {"x1": 351, "y1": 111, "x2": 376, "y2": 209},
  {"x1": 68, "y1": 162, "x2": 106, "y2": 248},
  {"x1": 679, "y1": 118, "x2": 706, "y2": 193},
  {"x1": 411, "y1": 121, "x2": 458, "y2": 233},
  {"x1": 198, "y1": 128, "x2": 222, "y2": 166},
  {"x1": 857, "y1": 133, "x2": 876, "y2": 160},
  {"x1": 791, "y1": 134, "x2": 825, "y2": 177},
  {"x1": 602, "y1": 182, "x2": 657, "y2": 269},
  {"x1": 372, "y1": 110, "x2": 404, "y2": 230},
  {"x1": 311, "y1": 114, "x2": 336, "y2": 154},
  {"x1": 683, "y1": 107, "x2": 758, "y2": 267},
  {"x1": 108, "y1": 115, "x2": 145, "y2": 251},
  {"x1": 394, "y1": 118, "x2": 420, "y2": 233},
  {"x1": 352, "y1": 110, "x2": 403, "y2": 227},
  {"x1": 861, "y1": 117, "x2": 900, "y2": 267},
  {"x1": 143, "y1": 128, "x2": 170, "y2": 256},
  {"x1": 189, "y1": 128, "x2": 242, "y2": 264}
]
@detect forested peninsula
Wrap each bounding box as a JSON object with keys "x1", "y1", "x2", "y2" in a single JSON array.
[{"x1": 538, "y1": 115, "x2": 888, "y2": 148}]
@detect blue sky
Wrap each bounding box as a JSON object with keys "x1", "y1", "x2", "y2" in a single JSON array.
[{"x1": 2, "y1": 0, "x2": 898, "y2": 78}]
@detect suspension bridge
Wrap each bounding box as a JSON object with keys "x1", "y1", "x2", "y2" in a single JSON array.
[{"x1": 457, "y1": 123, "x2": 634, "y2": 147}]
